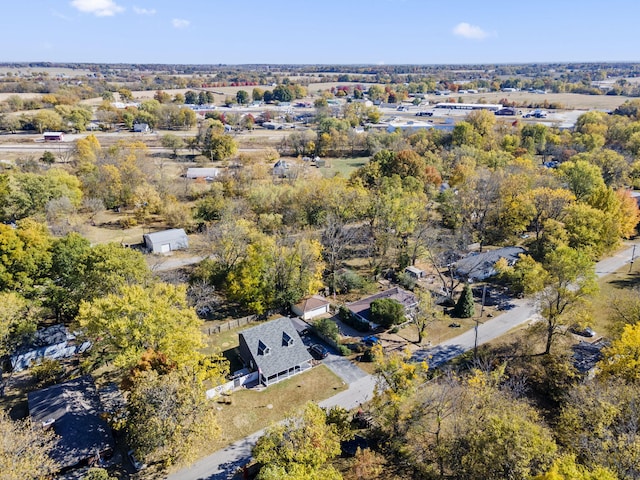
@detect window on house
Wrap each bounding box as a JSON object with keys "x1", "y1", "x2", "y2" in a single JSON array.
[
  {"x1": 282, "y1": 331, "x2": 294, "y2": 346},
  {"x1": 258, "y1": 340, "x2": 270, "y2": 356}
]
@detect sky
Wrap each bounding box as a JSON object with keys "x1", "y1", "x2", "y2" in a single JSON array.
[{"x1": 0, "y1": 0, "x2": 638, "y2": 65}]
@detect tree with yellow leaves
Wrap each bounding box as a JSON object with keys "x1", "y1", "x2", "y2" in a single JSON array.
[
  {"x1": 77, "y1": 283, "x2": 227, "y2": 376},
  {"x1": 0, "y1": 410, "x2": 58, "y2": 479},
  {"x1": 598, "y1": 322, "x2": 640, "y2": 383},
  {"x1": 253, "y1": 402, "x2": 342, "y2": 480}
]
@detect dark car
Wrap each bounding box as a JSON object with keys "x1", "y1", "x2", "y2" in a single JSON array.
[
  {"x1": 570, "y1": 325, "x2": 596, "y2": 337},
  {"x1": 309, "y1": 344, "x2": 329, "y2": 359}
]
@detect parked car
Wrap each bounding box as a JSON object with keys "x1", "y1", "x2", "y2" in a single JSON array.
[
  {"x1": 495, "y1": 107, "x2": 516, "y2": 116},
  {"x1": 362, "y1": 335, "x2": 380, "y2": 347},
  {"x1": 128, "y1": 450, "x2": 147, "y2": 471},
  {"x1": 570, "y1": 325, "x2": 596, "y2": 337},
  {"x1": 309, "y1": 344, "x2": 329, "y2": 359},
  {"x1": 415, "y1": 111, "x2": 433, "y2": 117}
]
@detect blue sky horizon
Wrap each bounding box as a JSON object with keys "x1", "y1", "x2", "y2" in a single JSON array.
[{"x1": 1, "y1": 0, "x2": 638, "y2": 65}]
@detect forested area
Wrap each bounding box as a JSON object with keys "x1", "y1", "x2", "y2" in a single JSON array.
[{"x1": 1, "y1": 73, "x2": 640, "y2": 478}]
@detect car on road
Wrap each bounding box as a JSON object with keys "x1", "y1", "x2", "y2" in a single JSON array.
[
  {"x1": 309, "y1": 344, "x2": 329, "y2": 359},
  {"x1": 415, "y1": 111, "x2": 433, "y2": 116},
  {"x1": 362, "y1": 335, "x2": 380, "y2": 347},
  {"x1": 570, "y1": 325, "x2": 596, "y2": 337}
]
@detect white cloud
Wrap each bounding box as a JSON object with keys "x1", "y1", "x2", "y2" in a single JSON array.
[
  {"x1": 133, "y1": 6, "x2": 156, "y2": 15},
  {"x1": 172, "y1": 18, "x2": 190, "y2": 29},
  {"x1": 70, "y1": 0, "x2": 124, "y2": 16},
  {"x1": 452, "y1": 22, "x2": 490, "y2": 40}
]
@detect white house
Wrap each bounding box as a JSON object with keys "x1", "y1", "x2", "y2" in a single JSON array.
[{"x1": 142, "y1": 228, "x2": 188, "y2": 254}]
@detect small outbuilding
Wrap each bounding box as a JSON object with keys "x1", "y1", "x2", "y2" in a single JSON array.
[
  {"x1": 292, "y1": 295, "x2": 331, "y2": 320},
  {"x1": 238, "y1": 317, "x2": 313, "y2": 386},
  {"x1": 133, "y1": 123, "x2": 150, "y2": 133},
  {"x1": 143, "y1": 228, "x2": 188, "y2": 254},
  {"x1": 405, "y1": 265, "x2": 426, "y2": 279}
]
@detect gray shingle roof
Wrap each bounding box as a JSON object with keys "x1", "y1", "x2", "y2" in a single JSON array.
[
  {"x1": 347, "y1": 287, "x2": 417, "y2": 322},
  {"x1": 455, "y1": 246, "x2": 526, "y2": 281},
  {"x1": 239, "y1": 317, "x2": 312, "y2": 379},
  {"x1": 27, "y1": 376, "x2": 114, "y2": 470}
]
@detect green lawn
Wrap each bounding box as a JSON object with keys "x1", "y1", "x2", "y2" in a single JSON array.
[
  {"x1": 209, "y1": 365, "x2": 347, "y2": 450},
  {"x1": 321, "y1": 157, "x2": 369, "y2": 178}
]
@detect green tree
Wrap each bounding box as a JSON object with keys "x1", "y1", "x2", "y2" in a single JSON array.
[
  {"x1": 598, "y1": 322, "x2": 640, "y2": 382},
  {"x1": 0, "y1": 410, "x2": 58, "y2": 479},
  {"x1": 495, "y1": 254, "x2": 548, "y2": 295},
  {"x1": 0, "y1": 220, "x2": 52, "y2": 291},
  {"x1": 0, "y1": 292, "x2": 38, "y2": 381},
  {"x1": 370, "y1": 298, "x2": 405, "y2": 328},
  {"x1": 533, "y1": 455, "x2": 618, "y2": 480},
  {"x1": 236, "y1": 90, "x2": 249, "y2": 105},
  {"x1": 77, "y1": 283, "x2": 217, "y2": 371},
  {"x1": 201, "y1": 130, "x2": 238, "y2": 161},
  {"x1": 81, "y1": 242, "x2": 150, "y2": 299},
  {"x1": 125, "y1": 369, "x2": 220, "y2": 468},
  {"x1": 557, "y1": 380, "x2": 639, "y2": 479},
  {"x1": 537, "y1": 246, "x2": 598, "y2": 354},
  {"x1": 413, "y1": 290, "x2": 443, "y2": 344},
  {"x1": 160, "y1": 133, "x2": 184, "y2": 158},
  {"x1": 31, "y1": 109, "x2": 64, "y2": 133},
  {"x1": 454, "y1": 283, "x2": 475, "y2": 318},
  {"x1": 40, "y1": 151, "x2": 55, "y2": 164},
  {"x1": 227, "y1": 237, "x2": 324, "y2": 314},
  {"x1": 253, "y1": 402, "x2": 342, "y2": 480},
  {"x1": 83, "y1": 468, "x2": 118, "y2": 480},
  {"x1": 272, "y1": 85, "x2": 293, "y2": 103},
  {"x1": 372, "y1": 344, "x2": 429, "y2": 437},
  {"x1": 557, "y1": 159, "x2": 605, "y2": 201}
]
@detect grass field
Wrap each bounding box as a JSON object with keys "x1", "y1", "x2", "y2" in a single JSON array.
[
  {"x1": 209, "y1": 365, "x2": 347, "y2": 451},
  {"x1": 320, "y1": 157, "x2": 369, "y2": 178},
  {"x1": 456, "y1": 91, "x2": 631, "y2": 110}
]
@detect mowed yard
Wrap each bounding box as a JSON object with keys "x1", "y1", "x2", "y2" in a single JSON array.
[
  {"x1": 209, "y1": 365, "x2": 347, "y2": 451},
  {"x1": 201, "y1": 322, "x2": 347, "y2": 451}
]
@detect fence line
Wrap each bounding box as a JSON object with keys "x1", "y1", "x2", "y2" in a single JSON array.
[{"x1": 206, "y1": 314, "x2": 259, "y2": 335}]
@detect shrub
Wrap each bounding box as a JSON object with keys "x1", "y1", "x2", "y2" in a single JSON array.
[
  {"x1": 361, "y1": 348, "x2": 375, "y2": 362},
  {"x1": 334, "y1": 270, "x2": 365, "y2": 294},
  {"x1": 338, "y1": 345, "x2": 351, "y2": 356},
  {"x1": 370, "y1": 298, "x2": 405, "y2": 328},
  {"x1": 315, "y1": 318, "x2": 340, "y2": 343},
  {"x1": 396, "y1": 272, "x2": 416, "y2": 290},
  {"x1": 31, "y1": 358, "x2": 63, "y2": 386}
]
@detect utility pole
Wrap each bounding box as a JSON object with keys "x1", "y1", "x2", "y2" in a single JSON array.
[{"x1": 474, "y1": 284, "x2": 487, "y2": 360}]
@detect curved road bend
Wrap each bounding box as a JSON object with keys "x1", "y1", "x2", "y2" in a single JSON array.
[{"x1": 167, "y1": 242, "x2": 638, "y2": 480}]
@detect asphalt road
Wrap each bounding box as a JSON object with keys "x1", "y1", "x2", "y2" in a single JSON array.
[{"x1": 167, "y1": 242, "x2": 639, "y2": 480}]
